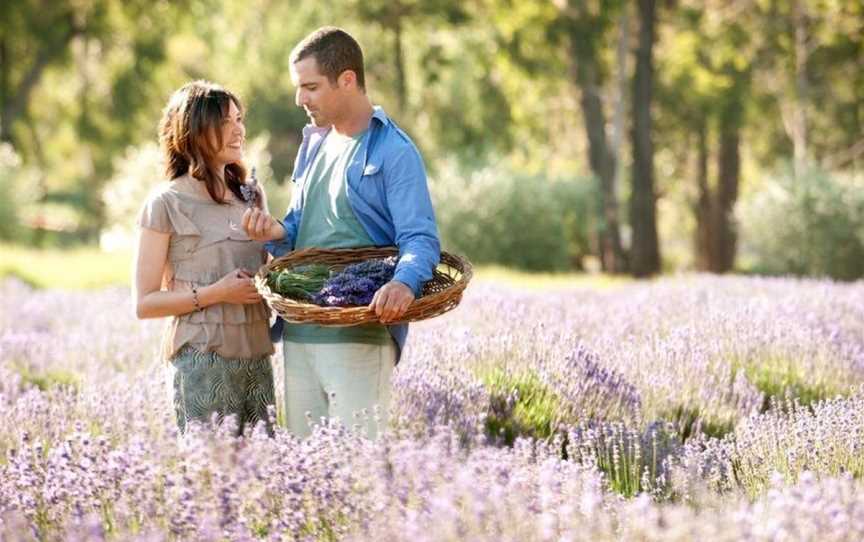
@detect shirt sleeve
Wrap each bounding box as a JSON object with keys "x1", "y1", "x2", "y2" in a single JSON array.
[
  {"x1": 384, "y1": 144, "x2": 441, "y2": 296},
  {"x1": 136, "y1": 193, "x2": 173, "y2": 234}
]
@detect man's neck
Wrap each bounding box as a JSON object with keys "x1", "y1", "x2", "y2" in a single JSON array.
[{"x1": 332, "y1": 97, "x2": 373, "y2": 137}]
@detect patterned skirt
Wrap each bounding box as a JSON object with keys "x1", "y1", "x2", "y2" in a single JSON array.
[{"x1": 171, "y1": 346, "x2": 276, "y2": 437}]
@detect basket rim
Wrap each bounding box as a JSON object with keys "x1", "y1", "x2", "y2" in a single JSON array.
[{"x1": 255, "y1": 246, "x2": 472, "y2": 326}]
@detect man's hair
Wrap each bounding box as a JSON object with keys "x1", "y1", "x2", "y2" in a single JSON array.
[{"x1": 290, "y1": 27, "x2": 366, "y2": 91}]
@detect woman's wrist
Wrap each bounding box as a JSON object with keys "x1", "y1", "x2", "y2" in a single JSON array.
[
  {"x1": 191, "y1": 287, "x2": 202, "y2": 311},
  {"x1": 197, "y1": 283, "x2": 222, "y2": 308},
  {"x1": 269, "y1": 220, "x2": 287, "y2": 241}
]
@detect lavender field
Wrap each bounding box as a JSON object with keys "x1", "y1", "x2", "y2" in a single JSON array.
[{"x1": 2, "y1": 275, "x2": 864, "y2": 541}]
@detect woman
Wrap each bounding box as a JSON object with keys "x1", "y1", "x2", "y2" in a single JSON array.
[{"x1": 134, "y1": 80, "x2": 275, "y2": 436}]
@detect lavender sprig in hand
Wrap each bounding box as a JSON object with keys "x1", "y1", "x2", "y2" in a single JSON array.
[{"x1": 240, "y1": 166, "x2": 259, "y2": 208}]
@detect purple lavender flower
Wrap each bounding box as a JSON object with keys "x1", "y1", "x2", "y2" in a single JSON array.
[
  {"x1": 240, "y1": 166, "x2": 259, "y2": 208},
  {"x1": 312, "y1": 257, "x2": 397, "y2": 307},
  {"x1": 2, "y1": 274, "x2": 864, "y2": 538}
]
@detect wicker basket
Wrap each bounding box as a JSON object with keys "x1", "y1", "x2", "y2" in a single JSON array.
[{"x1": 255, "y1": 247, "x2": 472, "y2": 326}]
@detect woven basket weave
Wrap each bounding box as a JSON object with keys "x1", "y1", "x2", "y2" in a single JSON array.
[{"x1": 255, "y1": 247, "x2": 472, "y2": 326}]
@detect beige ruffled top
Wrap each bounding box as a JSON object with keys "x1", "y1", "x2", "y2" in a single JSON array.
[{"x1": 137, "y1": 181, "x2": 274, "y2": 361}]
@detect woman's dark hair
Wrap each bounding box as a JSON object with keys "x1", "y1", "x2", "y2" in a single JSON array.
[{"x1": 159, "y1": 80, "x2": 246, "y2": 204}]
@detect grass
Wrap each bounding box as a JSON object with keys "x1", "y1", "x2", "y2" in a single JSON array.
[
  {"x1": 659, "y1": 404, "x2": 735, "y2": 441},
  {"x1": 0, "y1": 244, "x2": 133, "y2": 289},
  {"x1": 480, "y1": 367, "x2": 565, "y2": 445},
  {"x1": 472, "y1": 264, "x2": 631, "y2": 290},
  {"x1": 1, "y1": 244, "x2": 628, "y2": 291},
  {"x1": 730, "y1": 354, "x2": 850, "y2": 413},
  {"x1": 14, "y1": 364, "x2": 81, "y2": 393}
]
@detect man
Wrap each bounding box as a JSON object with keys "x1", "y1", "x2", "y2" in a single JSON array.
[{"x1": 242, "y1": 27, "x2": 440, "y2": 439}]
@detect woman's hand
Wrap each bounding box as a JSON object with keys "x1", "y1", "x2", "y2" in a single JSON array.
[
  {"x1": 242, "y1": 207, "x2": 286, "y2": 242},
  {"x1": 135, "y1": 226, "x2": 261, "y2": 316},
  {"x1": 211, "y1": 269, "x2": 262, "y2": 305},
  {"x1": 254, "y1": 183, "x2": 269, "y2": 213}
]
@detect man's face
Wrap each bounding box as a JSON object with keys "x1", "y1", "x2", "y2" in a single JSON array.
[{"x1": 291, "y1": 56, "x2": 343, "y2": 127}]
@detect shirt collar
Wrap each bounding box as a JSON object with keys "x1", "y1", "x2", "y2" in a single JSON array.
[
  {"x1": 371, "y1": 106, "x2": 389, "y2": 126},
  {"x1": 301, "y1": 124, "x2": 329, "y2": 138},
  {"x1": 301, "y1": 106, "x2": 390, "y2": 136}
]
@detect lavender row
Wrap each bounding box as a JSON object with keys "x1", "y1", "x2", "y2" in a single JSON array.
[{"x1": 2, "y1": 274, "x2": 864, "y2": 539}]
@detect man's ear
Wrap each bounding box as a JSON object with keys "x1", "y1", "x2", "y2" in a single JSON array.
[{"x1": 338, "y1": 69, "x2": 357, "y2": 89}]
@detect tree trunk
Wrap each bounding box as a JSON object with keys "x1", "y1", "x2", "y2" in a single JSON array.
[
  {"x1": 629, "y1": 0, "x2": 660, "y2": 277},
  {"x1": 612, "y1": 7, "x2": 630, "y2": 191},
  {"x1": 694, "y1": 118, "x2": 712, "y2": 270},
  {"x1": 791, "y1": 0, "x2": 809, "y2": 177},
  {"x1": 610, "y1": 7, "x2": 630, "y2": 271},
  {"x1": 392, "y1": 16, "x2": 408, "y2": 115},
  {"x1": 711, "y1": 118, "x2": 741, "y2": 272},
  {"x1": 567, "y1": 38, "x2": 626, "y2": 273},
  {"x1": 0, "y1": 37, "x2": 9, "y2": 143}
]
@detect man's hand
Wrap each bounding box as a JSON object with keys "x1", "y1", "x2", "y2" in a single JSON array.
[
  {"x1": 369, "y1": 280, "x2": 415, "y2": 323},
  {"x1": 242, "y1": 207, "x2": 286, "y2": 242}
]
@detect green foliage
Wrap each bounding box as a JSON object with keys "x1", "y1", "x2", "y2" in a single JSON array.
[
  {"x1": 410, "y1": 28, "x2": 515, "y2": 165},
  {"x1": 99, "y1": 143, "x2": 163, "y2": 250},
  {"x1": 432, "y1": 162, "x2": 594, "y2": 271},
  {"x1": 0, "y1": 244, "x2": 132, "y2": 289},
  {"x1": 4, "y1": 0, "x2": 864, "y2": 276},
  {"x1": 2, "y1": 1, "x2": 191, "y2": 200},
  {"x1": 659, "y1": 404, "x2": 734, "y2": 441},
  {"x1": 480, "y1": 367, "x2": 564, "y2": 445},
  {"x1": 478, "y1": 363, "x2": 661, "y2": 500},
  {"x1": 739, "y1": 166, "x2": 864, "y2": 280},
  {"x1": 728, "y1": 394, "x2": 864, "y2": 499},
  {"x1": 15, "y1": 365, "x2": 81, "y2": 393},
  {"x1": 0, "y1": 144, "x2": 40, "y2": 242},
  {"x1": 584, "y1": 431, "x2": 643, "y2": 498},
  {"x1": 740, "y1": 357, "x2": 844, "y2": 412},
  {"x1": 568, "y1": 422, "x2": 679, "y2": 499},
  {"x1": 267, "y1": 265, "x2": 331, "y2": 300}
]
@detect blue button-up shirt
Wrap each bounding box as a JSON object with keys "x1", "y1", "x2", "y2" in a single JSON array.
[{"x1": 265, "y1": 107, "x2": 441, "y2": 361}]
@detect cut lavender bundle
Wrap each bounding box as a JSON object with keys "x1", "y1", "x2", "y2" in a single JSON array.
[{"x1": 312, "y1": 256, "x2": 397, "y2": 306}]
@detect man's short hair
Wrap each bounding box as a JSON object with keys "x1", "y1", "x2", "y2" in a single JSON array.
[{"x1": 291, "y1": 27, "x2": 366, "y2": 91}]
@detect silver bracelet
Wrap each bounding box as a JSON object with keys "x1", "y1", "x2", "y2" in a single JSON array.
[{"x1": 191, "y1": 287, "x2": 202, "y2": 311}]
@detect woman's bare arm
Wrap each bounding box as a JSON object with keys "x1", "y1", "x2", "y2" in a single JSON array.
[{"x1": 133, "y1": 228, "x2": 263, "y2": 319}]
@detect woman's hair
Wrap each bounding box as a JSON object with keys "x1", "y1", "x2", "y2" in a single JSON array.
[{"x1": 158, "y1": 80, "x2": 246, "y2": 204}]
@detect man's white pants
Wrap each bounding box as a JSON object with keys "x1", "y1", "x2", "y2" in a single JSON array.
[{"x1": 283, "y1": 341, "x2": 396, "y2": 439}]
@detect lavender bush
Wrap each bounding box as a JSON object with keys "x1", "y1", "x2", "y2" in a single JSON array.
[{"x1": 1, "y1": 273, "x2": 864, "y2": 540}]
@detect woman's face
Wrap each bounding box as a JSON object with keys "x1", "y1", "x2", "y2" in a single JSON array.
[{"x1": 212, "y1": 99, "x2": 245, "y2": 166}]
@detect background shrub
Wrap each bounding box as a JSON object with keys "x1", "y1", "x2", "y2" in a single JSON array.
[
  {"x1": 0, "y1": 144, "x2": 41, "y2": 242},
  {"x1": 739, "y1": 166, "x2": 864, "y2": 280},
  {"x1": 431, "y1": 162, "x2": 594, "y2": 271}
]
